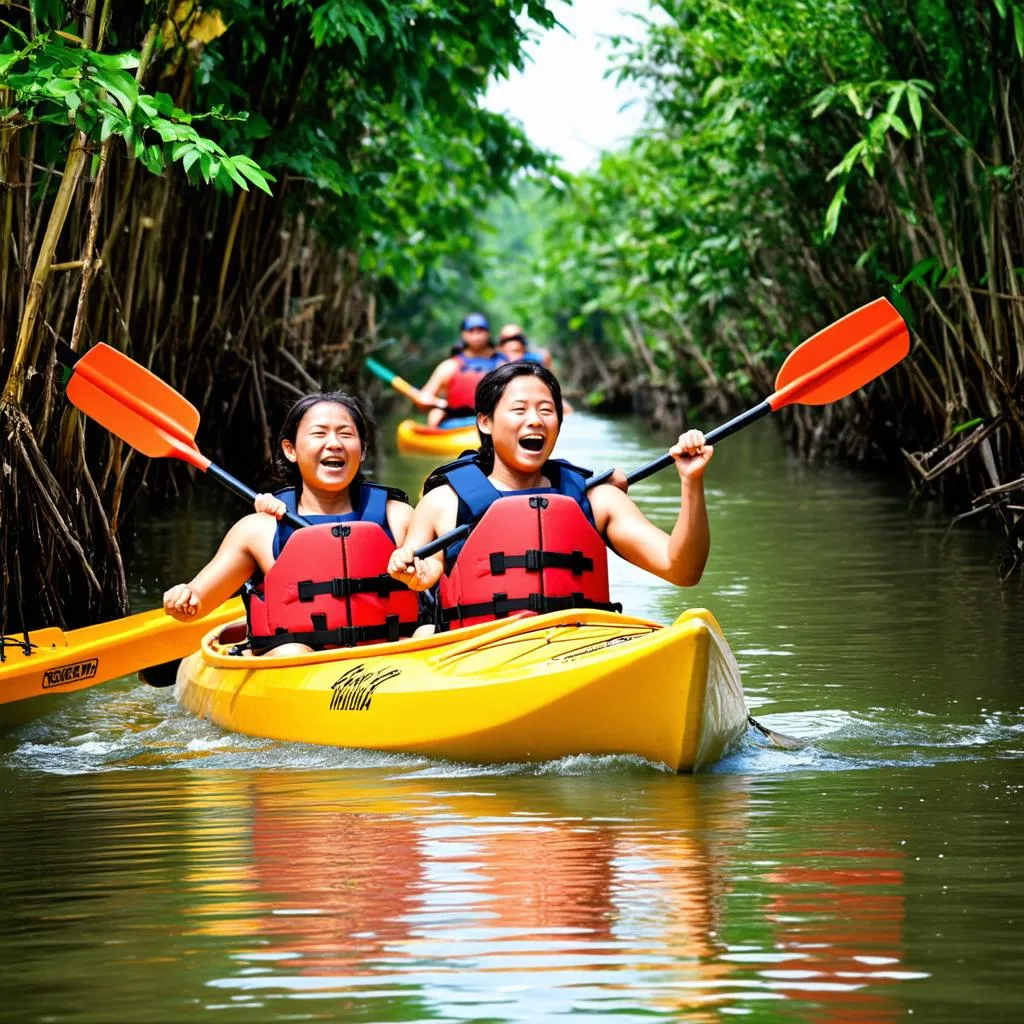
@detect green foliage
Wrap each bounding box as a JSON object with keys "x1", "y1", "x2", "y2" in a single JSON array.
[
  {"x1": 0, "y1": 26, "x2": 273, "y2": 193},
  {"x1": 2, "y1": 1, "x2": 557, "y2": 289},
  {"x1": 188, "y1": 0, "x2": 559, "y2": 287},
  {"x1": 522, "y1": 0, "x2": 1024, "y2": 465}
]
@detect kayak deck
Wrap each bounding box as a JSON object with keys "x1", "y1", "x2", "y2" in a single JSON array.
[
  {"x1": 176, "y1": 608, "x2": 748, "y2": 772},
  {"x1": 0, "y1": 599, "x2": 244, "y2": 729}
]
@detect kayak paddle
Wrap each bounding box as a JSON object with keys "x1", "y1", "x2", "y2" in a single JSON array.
[
  {"x1": 590, "y1": 296, "x2": 909, "y2": 489},
  {"x1": 57, "y1": 342, "x2": 444, "y2": 562},
  {"x1": 57, "y1": 342, "x2": 309, "y2": 531},
  {"x1": 366, "y1": 356, "x2": 448, "y2": 411}
]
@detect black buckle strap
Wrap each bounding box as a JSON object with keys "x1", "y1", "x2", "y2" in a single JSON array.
[
  {"x1": 440, "y1": 593, "x2": 531, "y2": 622},
  {"x1": 441, "y1": 592, "x2": 622, "y2": 623},
  {"x1": 250, "y1": 615, "x2": 417, "y2": 651},
  {"x1": 489, "y1": 550, "x2": 593, "y2": 576},
  {"x1": 297, "y1": 575, "x2": 408, "y2": 601}
]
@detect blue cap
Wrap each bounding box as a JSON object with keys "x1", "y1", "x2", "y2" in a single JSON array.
[{"x1": 460, "y1": 312, "x2": 489, "y2": 331}]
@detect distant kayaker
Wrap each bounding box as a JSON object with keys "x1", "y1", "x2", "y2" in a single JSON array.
[
  {"x1": 163, "y1": 392, "x2": 418, "y2": 655},
  {"x1": 497, "y1": 323, "x2": 552, "y2": 368},
  {"x1": 498, "y1": 323, "x2": 573, "y2": 414},
  {"x1": 416, "y1": 313, "x2": 507, "y2": 427},
  {"x1": 387, "y1": 362, "x2": 712, "y2": 630}
]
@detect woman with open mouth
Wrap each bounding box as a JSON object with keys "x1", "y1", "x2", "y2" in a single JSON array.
[
  {"x1": 388, "y1": 361, "x2": 712, "y2": 631},
  {"x1": 163, "y1": 392, "x2": 419, "y2": 655}
]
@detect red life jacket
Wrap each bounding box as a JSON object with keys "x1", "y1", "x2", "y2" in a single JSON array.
[
  {"x1": 444, "y1": 351, "x2": 507, "y2": 418},
  {"x1": 247, "y1": 485, "x2": 418, "y2": 651},
  {"x1": 432, "y1": 455, "x2": 621, "y2": 630}
]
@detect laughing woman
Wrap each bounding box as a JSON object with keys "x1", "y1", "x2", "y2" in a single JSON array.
[
  {"x1": 163, "y1": 392, "x2": 418, "y2": 654},
  {"x1": 387, "y1": 362, "x2": 712, "y2": 630}
]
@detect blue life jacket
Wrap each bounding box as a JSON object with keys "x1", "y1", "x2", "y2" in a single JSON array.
[
  {"x1": 271, "y1": 480, "x2": 404, "y2": 558},
  {"x1": 427, "y1": 453, "x2": 619, "y2": 629},
  {"x1": 245, "y1": 480, "x2": 419, "y2": 652},
  {"x1": 430, "y1": 453, "x2": 599, "y2": 568}
]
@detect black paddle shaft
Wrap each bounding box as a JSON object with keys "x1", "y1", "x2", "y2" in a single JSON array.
[
  {"x1": 206, "y1": 463, "x2": 309, "y2": 531},
  {"x1": 587, "y1": 399, "x2": 773, "y2": 490}
]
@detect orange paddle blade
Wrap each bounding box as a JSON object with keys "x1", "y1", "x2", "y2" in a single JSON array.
[
  {"x1": 769, "y1": 298, "x2": 909, "y2": 410},
  {"x1": 65, "y1": 343, "x2": 210, "y2": 471}
]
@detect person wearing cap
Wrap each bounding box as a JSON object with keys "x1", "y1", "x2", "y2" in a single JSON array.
[{"x1": 418, "y1": 313, "x2": 508, "y2": 426}]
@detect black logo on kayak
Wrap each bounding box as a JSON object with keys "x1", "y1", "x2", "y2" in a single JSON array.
[
  {"x1": 329, "y1": 664, "x2": 401, "y2": 711},
  {"x1": 42, "y1": 659, "x2": 99, "y2": 688}
]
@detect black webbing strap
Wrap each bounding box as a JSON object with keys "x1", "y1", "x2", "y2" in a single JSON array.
[
  {"x1": 297, "y1": 574, "x2": 408, "y2": 602},
  {"x1": 489, "y1": 550, "x2": 593, "y2": 576},
  {"x1": 440, "y1": 592, "x2": 622, "y2": 623},
  {"x1": 249, "y1": 614, "x2": 417, "y2": 652},
  {"x1": 1, "y1": 635, "x2": 36, "y2": 659}
]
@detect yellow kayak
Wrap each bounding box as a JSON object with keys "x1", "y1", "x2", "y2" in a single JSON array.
[
  {"x1": 176, "y1": 607, "x2": 748, "y2": 772},
  {"x1": 0, "y1": 598, "x2": 244, "y2": 729},
  {"x1": 396, "y1": 418, "x2": 478, "y2": 458}
]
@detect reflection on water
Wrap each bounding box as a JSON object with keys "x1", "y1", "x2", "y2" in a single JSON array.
[
  {"x1": 2, "y1": 412, "x2": 1024, "y2": 1021},
  {"x1": 2, "y1": 768, "x2": 951, "y2": 1021}
]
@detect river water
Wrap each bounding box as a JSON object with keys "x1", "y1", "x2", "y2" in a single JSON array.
[{"x1": 2, "y1": 411, "x2": 1023, "y2": 1022}]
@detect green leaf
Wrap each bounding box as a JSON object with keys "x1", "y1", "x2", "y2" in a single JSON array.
[
  {"x1": 1014, "y1": 7, "x2": 1024, "y2": 56},
  {"x1": 854, "y1": 243, "x2": 878, "y2": 270},
  {"x1": 704, "y1": 76, "x2": 727, "y2": 103},
  {"x1": 888, "y1": 289, "x2": 916, "y2": 327},
  {"x1": 900, "y1": 256, "x2": 939, "y2": 289},
  {"x1": 810, "y1": 86, "x2": 836, "y2": 118},
  {"x1": 92, "y1": 67, "x2": 138, "y2": 115},
  {"x1": 888, "y1": 113, "x2": 911, "y2": 138},
  {"x1": 348, "y1": 22, "x2": 367, "y2": 60},
  {"x1": 824, "y1": 185, "x2": 846, "y2": 238},
  {"x1": 952, "y1": 417, "x2": 983, "y2": 434},
  {"x1": 234, "y1": 158, "x2": 274, "y2": 195},
  {"x1": 152, "y1": 92, "x2": 174, "y2": 117},
  {"x1": 182, "y1": 147, "x2": 201, "y2": 175},
  {"x1": 140, "y1": 144, "x2": 164, "y2": 174},
  {"x1": 907, "y1": 87, "x2": 923, "y2": 131},
  {"x1": 844, "y1": 85, "x2": 864, "y2": 117},
  {"x1": 220, "y1": 157, "x2": 250, "y2": 191}
]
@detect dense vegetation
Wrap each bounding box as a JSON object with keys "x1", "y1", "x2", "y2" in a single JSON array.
[
  {"x1": 4, "y1": 0, "x2": 1023, "y2": 637},
  {"x1": 470, "y1": 0, "x2": 1023, "y2": 573},
  {"x1": 0, "y1": 0, "x2": 556, "y2": 632}
]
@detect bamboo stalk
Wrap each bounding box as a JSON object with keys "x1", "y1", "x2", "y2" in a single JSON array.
[{"x1": 3, "y1": 134, "x2": 88, "y2": 406}]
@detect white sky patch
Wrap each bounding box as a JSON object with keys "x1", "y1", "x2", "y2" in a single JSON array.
[{"x1": 485, "y1": 0, "x2": 655, "y2": 173}]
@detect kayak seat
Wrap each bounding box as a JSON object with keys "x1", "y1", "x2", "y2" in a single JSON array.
[{"x1": 218, "y1": 622, "x2": 249, "y2": 646}]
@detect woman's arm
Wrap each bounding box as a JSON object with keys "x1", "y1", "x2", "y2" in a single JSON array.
[
  {"x1": 385, "y1": 499, "x2": 414, "y2": 546},
  {"x1": 387, "y1": 486, "x2": 457, "y2": 591},
  {"x1": 591, "y1": 430, "x2": 713, "y2": 587},
  {"x1": 163, "y1": 515, "x2": 268, "y2": 620},
  {"x1": 418, "y1": 359, "x2": 458, "y2": 425}
]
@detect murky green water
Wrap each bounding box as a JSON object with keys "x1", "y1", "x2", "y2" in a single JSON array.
[{"x1": 3, "y1": 412, "x2": 1024, "y2": 1022}]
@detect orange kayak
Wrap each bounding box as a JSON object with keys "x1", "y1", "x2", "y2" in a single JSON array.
[{"x1": 0, "y1": 599, "x2": 244, "y2": 729}]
